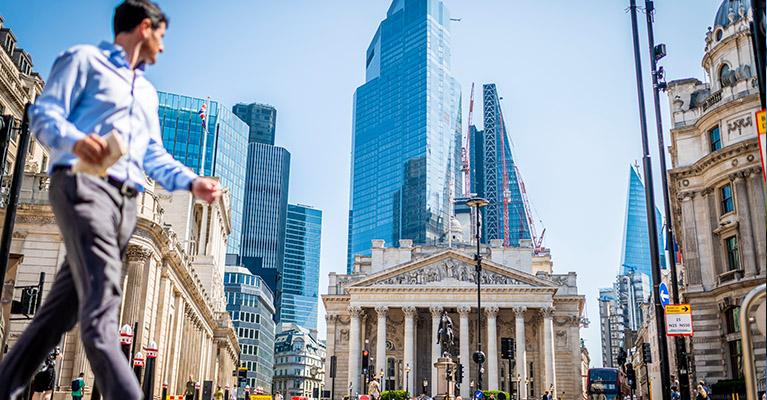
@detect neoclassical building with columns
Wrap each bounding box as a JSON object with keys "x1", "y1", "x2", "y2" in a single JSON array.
[{"x1": 323, "y1": 238, "x2": 585, "y2": 400}]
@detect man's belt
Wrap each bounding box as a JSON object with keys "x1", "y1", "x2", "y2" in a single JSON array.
[{"x1": 52, "y1": 165, "x2": 139, "y2": 198}]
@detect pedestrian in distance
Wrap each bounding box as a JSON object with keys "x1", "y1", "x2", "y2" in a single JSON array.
[
  {"x1": 215, "y1": 386, "x2": 224, "y2": 400},
  {"x1": 0, "y1": 1, "x2": 223, "y2": 398},
  {"x1": 542, "y1": 391, "x2": 550, "y2": 400},
  {"x1": 369, "y1": 376, "x2": 381, "y2": 400},
  {"x1": 31, "y1": 347, "x2": 61, "y2": 400},
  {"x1": 274, "y1": 391, "x2": 283, "y2": 400},
  {"x1": 695, "y1": 382, "x2": 708, "y2": 400},
  {"x1": 186, "y1": 376, "x2": 197, "y2": 400},
  {"x1": 71, "y1": 372, "x2": 86, "y2": 400}
]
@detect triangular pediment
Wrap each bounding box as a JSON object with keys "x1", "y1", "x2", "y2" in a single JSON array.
[{"x1": 348, "y1": 248, "x2": 557, "y2": 289}]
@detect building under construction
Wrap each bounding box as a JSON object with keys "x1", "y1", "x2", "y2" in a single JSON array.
[{"x1": 455, "y1": 83, "x2": 539, "y2": 250}]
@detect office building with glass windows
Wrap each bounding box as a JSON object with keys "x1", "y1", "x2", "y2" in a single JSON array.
[
  {"x1": 620, "y1": 164, "x2": 666, "y2": 277},
  {"x1": 157, "y1": 91, "x2": 248, "y2": 256},
  {"x1": 346, "y1": 0, "x2": 462, "y2": 272},
  {"x1": 233, "y1": 102, "x2": 277, "y2": 145},
  {"x1": 225, "y1": 266, "x2": 277, "y2": 393},
  {"x1": 240, "y1": 143, "x2": 291, "y2": 310},
  {"x1": 281, "y1": 204, "x2": 322, "y2": 330}
]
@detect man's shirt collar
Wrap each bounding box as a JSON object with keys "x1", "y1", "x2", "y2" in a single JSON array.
[{"x1": 98, "y1": 41, "x2": 146, "y2": 72}]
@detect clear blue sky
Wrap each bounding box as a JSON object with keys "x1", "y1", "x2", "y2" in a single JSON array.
[{"x1": 1, "y1": 0, "x2": 725, "y2": 367}]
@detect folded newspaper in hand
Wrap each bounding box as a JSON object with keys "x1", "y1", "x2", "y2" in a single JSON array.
[{"x1": 72, "y1": 130, "x2": 128, "y2": 177}]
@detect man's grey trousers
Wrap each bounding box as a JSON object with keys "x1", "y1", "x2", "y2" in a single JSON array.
[{"x1": 0, "y1": 168, "x2": 143, "y2": 400}]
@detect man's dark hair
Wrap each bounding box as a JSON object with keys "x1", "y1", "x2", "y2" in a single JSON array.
[
  {"x1": 79, "y1": 372, "x2": 85, "y2": 377},
  {"x1": 113, "y1": 0, "x2": 168, "y2": 36}
]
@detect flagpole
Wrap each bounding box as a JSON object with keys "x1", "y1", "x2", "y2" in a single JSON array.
[{"x1": 200, "y1": 97, "x2": 210, "y2": 176}]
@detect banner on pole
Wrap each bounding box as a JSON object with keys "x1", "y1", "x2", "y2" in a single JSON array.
[{"x1": 665, "y1": 304, "x2": 693, "y2": 336}]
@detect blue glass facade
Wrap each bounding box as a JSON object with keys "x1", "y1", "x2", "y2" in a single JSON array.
[
  {"x1": 225, "y1": 267, "x2": 276, "y2": 393},
  {"x1": 347, "y1": 0, "x2": 462, "y2": 272},
  {"x1": 240, "y1": 143, "x2": 291, "y2": 309},
  {"x1": 157, "y1": 92, "x2": 248, "y2": 255},
  {"x1": 281, "y1": 204, "x2": 322, "y2": 330},
  {"x1": 233, "y1": 102, "x2": 277, "y2": 145},
  {"x1": 620, "y1": 165, "x2": 666, "y2": 277}
]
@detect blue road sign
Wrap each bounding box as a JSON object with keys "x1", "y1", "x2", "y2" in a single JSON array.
[
  {"x1": 659, "y1": 283, "x2": 670, "y2": 307},
  {"x1": 475, "y1": 391, "x2": 483, "y2": 399}
]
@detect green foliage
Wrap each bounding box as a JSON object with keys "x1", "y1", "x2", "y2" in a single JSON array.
[
  {"x1": 482, "y1": 391, "x2": 511, "y2": 400},
  {"x1": 710, "y1": 379, "x2": 745, "y2": 394},
  {"x1": 381, "y1": 390, "x2": 411, "y2": 400}
]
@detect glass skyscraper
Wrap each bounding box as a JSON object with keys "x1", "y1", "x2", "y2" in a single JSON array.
[
  {"x1": 225, "y1": 266, "x2": 276, "y2": 393},
  {"x1": 347, "y1": 0, "x2": 462, "y2": 272},
  {"x1": 233, "y1": 102, "x2": 277, "y2": 145},
  {"x1": 240, "y1": 143, "x2": 291, "y2": 310},
  {"x1": 620, "y1": 164, "x2": 666, "y2": 277},
  {"x1": 157, "y1": 91, "x2": 248, "y2": 255},
  {"x1": 281, "y1": 204, "x2": 322, "y2": 330}
]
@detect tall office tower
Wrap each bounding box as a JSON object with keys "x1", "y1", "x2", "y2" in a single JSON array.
[
  {"x1": 462, "y1": 84, "x2": 530, "y2": 245},
  {"x1": 598, "y1": 288, "x2": 622, "y2": 367},
  {"x1": 346, "y1": 0, "x2": 462, "y2": 272},
  {"x1": 620, "y1": 163, "x2": 666, "y2": 277},
  {"x1": 281, "y1": 204, "x2": 322, "y2": 330},
  {"x1": 157, "y1": 92, "x2": 248, "y2": 256},
  {"x1": 239, "y1": 142, "x2": 291, "y2": 312},
  {"x1": 233, "y1": 102, "x2": 277, "y2": 145},
  {"x1": 225, "y1": 267, "x2": 276, "y2": 393}
]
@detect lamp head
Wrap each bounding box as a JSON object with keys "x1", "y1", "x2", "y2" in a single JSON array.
[{"x1": 466, "y1": 197, "x2": 489, "y2": 208}]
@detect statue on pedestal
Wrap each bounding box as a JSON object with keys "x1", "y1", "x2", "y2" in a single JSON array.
[{"x1": 437, "y1": 311, "x2": 454, "y2": 359}]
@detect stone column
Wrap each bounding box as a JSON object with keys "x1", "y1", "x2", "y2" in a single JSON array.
[
  {"x1": 122, "y1": 245, "x2": 152, "y2": 327},
  {"x1": 513, "y1": 307, "x2": 527, "y2": 399},
  {"x1": 376, "y1": 306, "x2": 388, "y2": 380},
  {"x1": 349, "y1": 306, "x2": 363, "y2": 396},
  {"x1": 430, "y1": 306, "x2": 443, "y2": 393},
  {"x1": 403, "y1": 306, "x2": 417, "y2": 396},
  {"x1": 486, "y1": 306, "x2": 499, "y2": 391},
  {"x1": 542, "y1": 307, "x2": 556, "y2": 399},
  {"x1": 458, "y1": 307, "x2": 472, "y2": 398},
  {"x1": 732, "y1": 173, "x2": 758, "y2": 277}
]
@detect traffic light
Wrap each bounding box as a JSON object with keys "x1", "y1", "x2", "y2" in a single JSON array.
[
  {"x1": 501, "y1": 338, "x2": 515, "y2": 360},
  {"x1": 238, "y1": 366, "x2": 248, "y2": 384},
  {"x1": 456, "y1": 364, "x2": 464, "y2": 382},
  {"x1": 362, "y1": 350, "x2": 369, "y2": 370},
  {"x1": 625, "y1": 363, "x2": 636, "y2": 390},
  {"x1": 642, "y1": 343, "x2": 652, "y2": 364}
]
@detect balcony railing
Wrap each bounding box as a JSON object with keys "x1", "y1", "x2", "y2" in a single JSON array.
[{"x1": 700, "y1": 89, "x2": 722, "y2": 113}]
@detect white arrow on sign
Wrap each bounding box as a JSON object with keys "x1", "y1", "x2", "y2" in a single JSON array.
[{"x1": 660, "y1": 291, "x2": 669, "y2": 303}]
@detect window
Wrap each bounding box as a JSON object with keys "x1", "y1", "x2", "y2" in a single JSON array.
[
  {"x1": 721, "y1": 184, "x2": 734, "y2": 214},
  {"x1": 725, "y1": 307, "x2": 741, "y2": 334},
  {"x1": 710, "y1": 126, "x2": 722, "y2": 152},
  {"x1": 729, "y1": 340, "x2": 743, "y2": 379},
  {"x1": 716, "y1": 29, "x2": 723, "y2": 41},
  {"x1": 725, "y1": 236, "x2": 740, "y2": 271},
  {"x1": 719, "y1": 64, "x2": 730, "y2": 86}
]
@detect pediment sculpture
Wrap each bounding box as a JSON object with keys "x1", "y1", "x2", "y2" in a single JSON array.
[{"x1": 370, "y1": 259, "x2": 528, "y2": 286}]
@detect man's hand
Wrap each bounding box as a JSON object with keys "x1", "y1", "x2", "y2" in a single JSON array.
[
  {"x1": 73, "y1": 133, "x2": 109, "y2": 164},
  {"x1": 191, "y1": 177, "x2": 222, "y2": 204}
]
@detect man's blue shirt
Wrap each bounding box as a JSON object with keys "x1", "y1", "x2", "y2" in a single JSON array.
[{"x1": 29, "y1": 41, "x2": 197, "y2": 192}]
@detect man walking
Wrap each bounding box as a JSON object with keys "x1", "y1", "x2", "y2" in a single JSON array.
[
  {"x1": 0, "y1": 1, "x2": 221, "y2": 399},
  {"x1": 186, "y1": 376, "x2": 197, "y2": 400},
  {"x1": 71, "y1": 373, "x2": 86, "y2": 400}
]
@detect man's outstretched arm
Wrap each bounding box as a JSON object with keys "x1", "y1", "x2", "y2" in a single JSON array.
[{"x1": 143, "y1": 137, "x2": 222, "y2": 203}]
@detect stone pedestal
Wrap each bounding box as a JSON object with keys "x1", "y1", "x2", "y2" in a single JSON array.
[{"x1": 434, "y1": 357, "x2": 456, "y2": 400}]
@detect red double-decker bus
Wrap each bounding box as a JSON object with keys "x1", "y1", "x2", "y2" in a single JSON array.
[{"x1": 587, "y1": 368, "x2": 631, "y2": 400}]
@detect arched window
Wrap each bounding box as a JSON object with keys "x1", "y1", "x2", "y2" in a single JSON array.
[
  {"x1": 719, "y1": 64, "x2": 731, "y2": 86},
  {"x1": 716, "y1": 29, "x2": 723, "y2": 41}
]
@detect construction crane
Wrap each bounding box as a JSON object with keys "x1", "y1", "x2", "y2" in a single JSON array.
[
  {"x1": 499, "y1": 104, "x2": 547, "y2": 253},
  {"x1": 460, "y1": 83, "x2": 475, "y2": 196}
]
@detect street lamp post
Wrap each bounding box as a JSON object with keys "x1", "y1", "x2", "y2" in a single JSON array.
[
  {"x1": 467, "y1": 197, "x2": 489, "y2": 392},
  {"x1": 405, "y1": 365, "x2": 411, "y2": 396},
  {"x1": 381, "y1": 370, "x2": 385, "y2": 394},
  {"x1": 423, "y1": 380, "x2": 429, "y2": 397}
]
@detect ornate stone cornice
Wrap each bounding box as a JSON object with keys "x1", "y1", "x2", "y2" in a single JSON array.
[
  {"x1": 12, "y1": 231, "x2": 27, "y2": 239},
  {"x1": 429, "y1": 306, "x2": 443, "y2": 317},
  {"x1": 15, "y1": 214, "x2": 56, "y2": 225},
  {"x1": 125, "y1": 245, "x2": 153, "y2": 262},
  {"x1": 512, "y1": 306, "x2": 527, "y2": 317},
  {"x1": 485, "y1": 306, "x2": 499, "y2": 318},
  {"x1": 457, "y1": 306, "x2": 472, "y2": 317},
  {"x1": 668, "y1": 139, "x2": 759, "y2": 179},
  {"x1": 325, "y1": 313, "x2": 337, "y2": 323}
]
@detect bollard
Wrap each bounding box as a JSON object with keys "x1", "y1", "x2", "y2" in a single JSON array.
[
  {"x1": 120, "y1": 324, "x2": 134, "y2": 361},
  {"x1": 225, "y1": 384, "x2": 230, "y2": 400},
  {"x1": 133, "y1": 352, "x2": 145, "y2": 382},
  {"x1": 143, "y1": 341, "x2": 159, "y2": 400},
  {"x1": 194, "y1": 382, "x2": 201, "y2": 400},
  {"x1": 245, "y1": 385, "x2": 250, "y2": 400},
  {"x1": 162, "y1": 381, "x2": 168, "y2": 400}
]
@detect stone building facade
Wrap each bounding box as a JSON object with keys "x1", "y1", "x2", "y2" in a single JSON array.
[
  {"x1": 323, "y1": 239, "x2": 585, "y2": 400},
  {"x1": 665, "y1": 0, "x2": 766, "y2": 391},
  {"x1": 273, "y1": 322, "x2": 326, "y2": 400},
  {"x1": 1, "y1": 173, "x2": 240, "y2": 398}
]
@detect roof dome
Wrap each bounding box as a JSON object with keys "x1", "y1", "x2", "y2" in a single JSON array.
[
  {"x1": 450, "y1": 216, "x2": 463, "y2": 234},
  {"x1": 714, "y1": 0, "x2": 751, "y2": 29}
]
